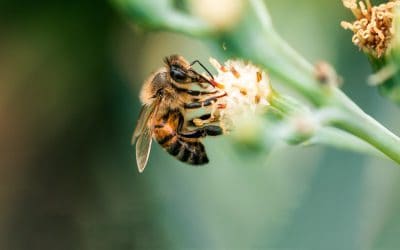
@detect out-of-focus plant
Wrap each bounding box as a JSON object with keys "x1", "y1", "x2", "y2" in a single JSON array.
[{"x1": 113, "y1": 0, "x2": 400, "y2": 165}]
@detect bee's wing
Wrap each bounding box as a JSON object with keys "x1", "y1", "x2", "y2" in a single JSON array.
[
  {"x1": 132, "y1": 99, "x2": 160, "y2": 173},
  {"x1": 136, "y1": 125, "x2": 153, "y2": 173},
  {"x1": 131, "y1": 101, "x2": 159, "y2": 145}
]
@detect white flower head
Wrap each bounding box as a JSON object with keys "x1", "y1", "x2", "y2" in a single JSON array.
[{"x1": 208, "y1": 58, "x2": 272, "y2": 132}]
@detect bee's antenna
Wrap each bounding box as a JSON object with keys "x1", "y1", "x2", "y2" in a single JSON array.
[
  {"x1": 190, "y1": 60, "x2": 214, "y2": 80},
  {"x1": 164, "y1": 56, "x2": 171, "y2": 66}
]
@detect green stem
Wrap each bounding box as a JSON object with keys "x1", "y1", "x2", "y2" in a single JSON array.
[
  {"x1": 218, "y1": 0, "x2": 326, "y2": 105},
  {"x1": 270, "y1": 93, "x2": 386, "y2": 158},
  {"x1": 309, "y1": 127, "x2": 384, "y2": 158},
  {"x1": 268, "y1": 91, "x2": 309, "y2": 115},
  {"x1": 327, "y1": 92, "x2": 400, "y2": 164},
  {"x1": 112, "y1": 0, "x2": 214, "y2": 36}
]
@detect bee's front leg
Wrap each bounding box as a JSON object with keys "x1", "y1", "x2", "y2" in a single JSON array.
[
  {"x1": 184, "y1": 93, "x2": 227, "y2": 109},
  {"x1": 178, "y1": 89, "x2": 218, "y2": 96}
]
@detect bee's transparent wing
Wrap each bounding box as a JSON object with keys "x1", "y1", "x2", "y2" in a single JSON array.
[
  {"x1": 131, "y1": 99, "x2": 160, "y2": 173},
  {"x1": 131, "y1": 101, "x2": 158, "y2": 145},
  {"x1": 136, "y1": 126, "x2": 153, "y2": 173}
]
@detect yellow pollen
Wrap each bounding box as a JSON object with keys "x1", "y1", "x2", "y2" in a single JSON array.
[
  {"x1": 256, "y1": 71, "x2": 262, "y2": 82},
  {"x1": 230, "y1": 66, "x2": 241, "y2": 78}
]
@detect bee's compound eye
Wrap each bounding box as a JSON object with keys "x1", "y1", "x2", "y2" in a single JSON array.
[{"x1": 170, "y1": 66, "x2": 187, "y2": 82}]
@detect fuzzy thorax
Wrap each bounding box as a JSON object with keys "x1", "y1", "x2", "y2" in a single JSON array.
[
  {"x1": 209, "y1": 58, "x2": 272, "y2": 130},
  {"x1": 341, "y1": 0, "x2": 400, "y2": 58}
]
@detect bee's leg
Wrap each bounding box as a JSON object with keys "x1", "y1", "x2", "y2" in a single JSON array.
[
  {"x1": 187, "y1": 113, "x2": 222, "y2": 127},
  {"x1": 177, "y1": 88, "x2": 219, "y2": 96},
  {"x1": 196, "y1": 82, "x2": 211, "y2": 89},
  {"x1": 184, "y1": 98, "x2": 216, "y2": 109},
  {"x1": 179, "y1": 125, "x2": 224, "y2": 138},
  {"x1": 184, "y1": 93, "x2": 227, "y2": 109},
  {"x1": 177, "y1": 112, "x2": 223, "y2": 138},
  {"x1": 187, "y1": 114, "x2": 211, "y2": 126}
]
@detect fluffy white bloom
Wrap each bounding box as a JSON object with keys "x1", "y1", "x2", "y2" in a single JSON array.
[{"x1": 208, "y1": 58, "x2": 272, "y2": 130}]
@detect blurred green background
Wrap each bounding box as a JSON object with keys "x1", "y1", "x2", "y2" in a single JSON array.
[{"x1": 1, "y1": 0, "x2": 400, "y2": 249}]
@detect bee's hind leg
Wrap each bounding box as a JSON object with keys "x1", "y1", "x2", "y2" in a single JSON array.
[
  {"x1": 187, "y1": 113, "x2": 223, "y2": 127},
  {"x1": 176, "y1": 113, "x2": 222, "y2": 138},
  {"x1": 187, "y1": 114, "x2": 212, "y2": 127},
  {"x1": 178, "y1": 125, "x2": 223, "y2": 138}
]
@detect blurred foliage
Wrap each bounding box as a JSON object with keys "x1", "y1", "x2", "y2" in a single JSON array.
[
  {"x1": 369, "y1": 52, "x2": 400, "y2": 105},
  {"x1": 0, "y1": 0, "x2": 400, "y2": 250}
]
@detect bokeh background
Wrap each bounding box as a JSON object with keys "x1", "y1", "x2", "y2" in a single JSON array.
[{"x1": 1, "y1": 0, "x2": 400, "y2": 249}]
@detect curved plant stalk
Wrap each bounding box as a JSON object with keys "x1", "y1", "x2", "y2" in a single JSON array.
[
  {"x1": 308, "y1": 127, "x2": 384, "y2": 159},
  {"x1": 315, "y1": 101, "x2": 400, "y2": 163},
  {"x1": 268, "y1": 93, "x2": 385, "y2": 158},
  {"x1": 112, "y1": 0, "x2": 214, "y2": 36},
  {"x1": 113, "y1": 0, "x2": 400, "y2": 164}
]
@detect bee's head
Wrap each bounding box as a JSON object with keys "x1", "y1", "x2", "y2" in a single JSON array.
[
  {"x1": 164, "y1": 54, "x2": 214, "y2": 86},
  {"x1": 164, "y1": 54, "x2": 192, "y2": 83}
]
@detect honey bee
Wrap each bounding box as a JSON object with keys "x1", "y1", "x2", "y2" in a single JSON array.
[{"x1": 132, "y1": 55, "x2": 226, "y2": 173}]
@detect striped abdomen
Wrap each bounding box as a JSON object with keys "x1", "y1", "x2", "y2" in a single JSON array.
[{"x1": 153, "y1": 114, "x2": 209, "y2": 165}]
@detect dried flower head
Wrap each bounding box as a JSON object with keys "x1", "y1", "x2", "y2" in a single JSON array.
[
  {"x1": 208, "y1": 58, "x2": 272, "y2": 131},
  {"x1": 341, "y1": 0, "x2": 400, "y2": 57}
]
